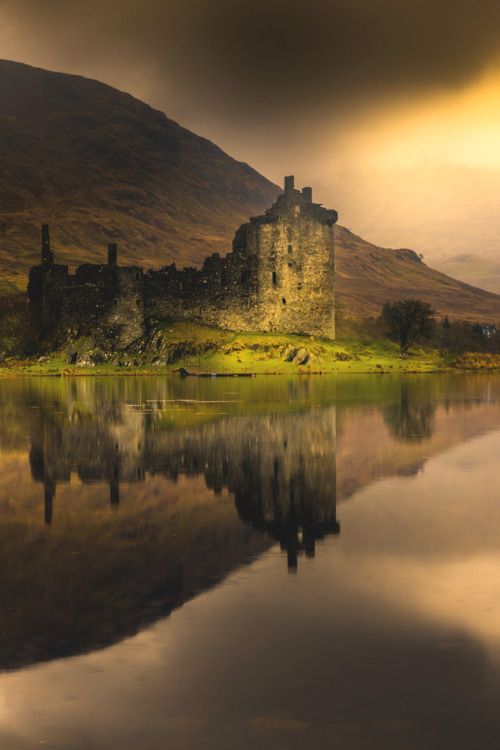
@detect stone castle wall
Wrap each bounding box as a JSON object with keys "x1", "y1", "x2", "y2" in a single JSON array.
[
  {"x1": 29, "y1": 245, "x2": 145, "y2": 348},
  {"x1": 28, "y1": 177, "x2": 338, "y2": 345}
]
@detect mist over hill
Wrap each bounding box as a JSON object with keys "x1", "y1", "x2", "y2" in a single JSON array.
[
  {"x1": 335, "y1": 228, "x2": 500, "y2": 321},
  {"x1": 429, "y1": 253, "x2": 500, "y2": 296},
  {"x1": 2, "y1": 59, "x2": 500, "y2": 323}
]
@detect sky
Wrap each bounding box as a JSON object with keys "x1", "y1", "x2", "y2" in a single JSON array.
[{"x1": 2, "y1": 0, "x2": 500, "y2": 261}]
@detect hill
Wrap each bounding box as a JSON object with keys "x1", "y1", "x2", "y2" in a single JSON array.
[
  {"x1": 0, "y1": 59, "x2": 280, "y2": 283},
  {"x1": 2, "y1": 59, "x2": 500, "y2": 323},
  {"x1": 335, "y1": 229, "x2": 500, "y2": 321}
]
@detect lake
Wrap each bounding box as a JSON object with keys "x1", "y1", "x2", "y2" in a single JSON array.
[{"x1": 1, "y1": 373, "x2": 500, "y2": 749}]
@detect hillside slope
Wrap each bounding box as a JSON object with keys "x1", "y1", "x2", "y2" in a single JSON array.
[
  {"x1": 335, "y1": 228, "x2": 500, "y2": 320},
  {"x1": 2, "y1": 60, "x2": 500, "y2": 323},
  {"x1": 0, "y1": 60, "x2": 280, "y2": 282}
]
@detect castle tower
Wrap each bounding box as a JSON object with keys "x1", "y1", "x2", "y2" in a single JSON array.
[{"x1": 240, "y1": 176, "x2": 338, "y2": 338}]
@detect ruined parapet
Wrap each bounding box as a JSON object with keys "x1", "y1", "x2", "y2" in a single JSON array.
[
  {"x1": 28, "y1": 224, "x2": 69, "y2": 337},
  {"x1": 302, "y1": 186, "x2": 312, "y2": 204},
  {"x1": 29, "y1": 230, "x2": 144, "y2": 346},
  {"x1": 41, "y1": 224, "x2": 53, "y2": 265},
  {"x1": 284, "y1": 175, "x2": 295, "y2": 194},
  {"x1": 107, "y1": 243, "x2": 117, "y2": 266}
]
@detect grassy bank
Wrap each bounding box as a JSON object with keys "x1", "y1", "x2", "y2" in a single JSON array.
[{"x1": 0, "y1": 321, "x2": 456, "y2": 376}]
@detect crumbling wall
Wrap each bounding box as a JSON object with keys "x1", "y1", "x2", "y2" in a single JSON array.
[
  {"x1": 28, "y1": 177, "x2": 338, "y2": 344},
  {"x1": 144, "y1": 245, "x2": 260, "y2": 331},
  {"x1": 28, "y1": 263, "x2": 70, "y2": 336},
  {"x1": 59, "y1": 265, "x2": 145, "y2": 347},
  {"x1": 29, "y1": 231, "x2": 145, "y2": 347}
]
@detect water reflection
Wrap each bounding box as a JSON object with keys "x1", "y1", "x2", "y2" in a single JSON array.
[
  {"x1": 28, "y1": 389, "x2": 340, "y2": 569},
  {"x1": 383, "y1": 381, "x2": 436, "y2": 441},
  {"x1": 1, "y1": 374, "x2": 500, "y2": 677}
]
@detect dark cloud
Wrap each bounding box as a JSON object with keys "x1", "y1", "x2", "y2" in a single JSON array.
[
  {"x1": 2, "y1": 0, "x2": 500, "y2": 131},
  {"x1": 181, "y1": 0, "x2": 500, "y2": 116}
]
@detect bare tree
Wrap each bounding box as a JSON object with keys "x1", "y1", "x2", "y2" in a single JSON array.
[{"x1": 382, "y1": 299, "x2": 434, "y2": 358}]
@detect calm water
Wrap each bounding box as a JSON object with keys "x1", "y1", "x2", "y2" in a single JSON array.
[{"x1": 1, "y1": 373, "x2": 500, "y2": 749}]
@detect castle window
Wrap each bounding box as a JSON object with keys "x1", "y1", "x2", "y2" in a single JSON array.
[
  {"x1": 221, "y1": 270, "x2": 227, "y2": 285},
  {"x1": 288, "y1": 244, "x2": 293, "y2": 254},
  {"x1": 282, "y1": 298, "x2": 286, "y2": 305},
  {"x1": 272, "y1": 271, "x2": 277, "y2": 285},
  {"x1": 136, "y1": 299, "x2": 141, "y2": 306},
  {"x1": 113, "y1": 298, "x2": 118, "y2": 306},
  {"x1": 294, "y1": 205, "x2": 301, "y2": 216},
  {"x1": 297, "y1": 282, "x2": 302, "y2": 290},
  {"x1": 288, "y1": 262, "x2": 293, "y2": 268}
]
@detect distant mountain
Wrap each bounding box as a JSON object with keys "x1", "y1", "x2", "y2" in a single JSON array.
[
  {"x1": 429, "y1": 253, "x2": 500, "y2": 296},
  {"x1": 338, "y1": 164, "x2": 500, "y2": 268},
  {"x1": 335, "y1": 230, "x2": 500, "y2": 321},
  {"x1": 2, "y1": 59, "x2": 500, "y2": 322}
]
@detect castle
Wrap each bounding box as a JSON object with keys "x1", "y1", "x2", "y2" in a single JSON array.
[{"x1": 28, "y1": 176, "x2": 338, "y2": 346}]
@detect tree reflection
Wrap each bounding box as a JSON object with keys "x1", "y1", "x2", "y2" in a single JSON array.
[{"x1": 384, "y1": 391, "x2": 436, "y2": 442}]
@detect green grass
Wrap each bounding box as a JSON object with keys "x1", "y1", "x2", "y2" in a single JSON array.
[{"x1": 0, "y1": 322, "x2": 451, "y2": 376}]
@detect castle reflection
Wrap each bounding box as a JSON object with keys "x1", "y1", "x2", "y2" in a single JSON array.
[
  {"x1": 2, "y1": 375, "x2": 500, "y2": 670},
  {"x1": 29, "y1": 399, "x2": 340, "y2": 570}
]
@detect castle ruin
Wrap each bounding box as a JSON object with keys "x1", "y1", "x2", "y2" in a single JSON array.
[{"x1": 28, "y1": 177, "x2": 338, "y2": 345}]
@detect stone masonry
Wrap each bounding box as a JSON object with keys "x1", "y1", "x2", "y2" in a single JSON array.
[{"x1": 28, "y1": 177, "x2": 338, "y2": 345}]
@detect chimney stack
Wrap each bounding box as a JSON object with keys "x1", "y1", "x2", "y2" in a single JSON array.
[{"x1": 108, "y1": 243, "x2": 117, "y2": 266}]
